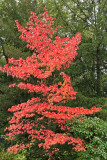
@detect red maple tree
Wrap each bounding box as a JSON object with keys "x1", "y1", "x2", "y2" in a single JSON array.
[{"x1": 0, "y1": 9, "x2": 101, "y2": 159}]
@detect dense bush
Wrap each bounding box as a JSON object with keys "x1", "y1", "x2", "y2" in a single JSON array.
[{"x1": 67, "y1": 115, "x2": 107, "y2": 160}]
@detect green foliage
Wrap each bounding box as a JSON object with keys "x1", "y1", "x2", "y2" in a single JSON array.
[
  {"x1": 3, "y1": 44, "x2": 32, "y2": 60},
  {"x1": 65, "y1": 92, "x2": 105, "y2": 108},
  {"x1": 0, "y1": 57, "x2": 6, "y2": 67},
  {"x1": 0, "y1": 0, "x2": 45, "y2": 61},
  {"x1": 0, "y1": 148, "x2": 27, "y2": 160},
  {"x1": 96, "y1": 97, "x2": 107, "y2": 121},
  {"x1": 67, "y1": 115, "x2": 107, "y2": 160},
  {"x1": 0, "y1": 111, "x2": 7, "y2": 134},
  {"x1": 0, "y1": 72, "x2": 31, "y2": 112}
]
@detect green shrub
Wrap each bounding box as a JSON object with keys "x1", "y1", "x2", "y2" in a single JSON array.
[
  {"x1": 67, "y1": 115, "x2": 107, "y2": 160},
  {"x1": 0, "y1": 149, "x2": 26, "y2": 160}
]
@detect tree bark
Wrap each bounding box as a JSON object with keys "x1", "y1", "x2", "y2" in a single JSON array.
[
  {"x1": 0, "y1": 38, "x2": 8, "y2": 63},
  {"x1": 96, "y1": 47, "x2": 101, "y2": 96},
  {"x1": 1, "y1": 44, "x2": 8, "y2": 63}
]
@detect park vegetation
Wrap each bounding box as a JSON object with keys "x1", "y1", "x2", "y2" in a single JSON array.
[{"x1": 0, "y1": 0, "x2": 107, "y2": 160}]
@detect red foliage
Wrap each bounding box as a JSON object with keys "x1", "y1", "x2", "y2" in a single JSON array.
[{"x1": 0, "y1": 9, "x2": 101, "y2": 159}]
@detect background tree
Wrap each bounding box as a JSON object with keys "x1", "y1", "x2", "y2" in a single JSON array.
[
  {"x1": 0, "y1": 0, "x2": 45, "y2": 60},
  {"x1": 43, "y1": 0, "x2": 107, "y2": 97}
]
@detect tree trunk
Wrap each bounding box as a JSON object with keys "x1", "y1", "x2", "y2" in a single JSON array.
[
  {"x1": 0, "y1": 38, "x2": 8, "y2": 63},
  {"x1": 96, "y1": 47, "x2": 101, "y2": 96},
  {"x1": 2, "y1": 44, "x2": 8, "y2": 63}
]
